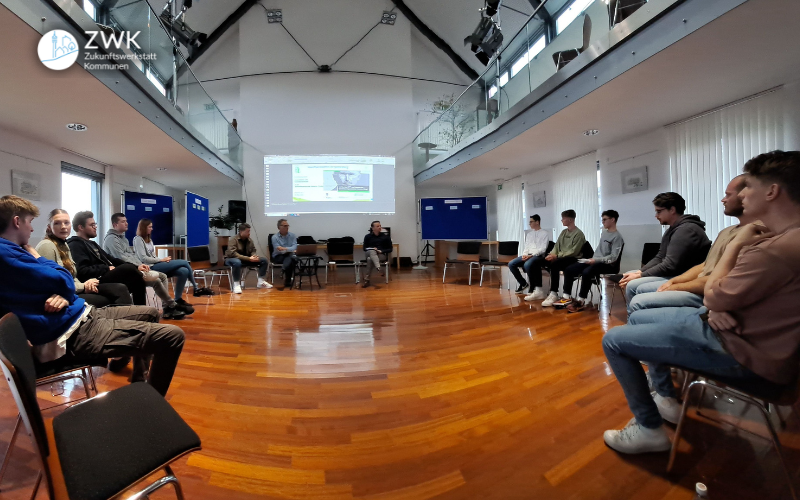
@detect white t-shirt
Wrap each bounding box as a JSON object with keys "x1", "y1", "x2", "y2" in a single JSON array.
[{"x1": 522, "y1": 229, "x2": 549, "y2": 256}]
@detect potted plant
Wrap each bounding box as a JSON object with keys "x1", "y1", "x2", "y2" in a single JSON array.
[{"x1": 209, "y1": 205, "x2": 236, "y2": 236}]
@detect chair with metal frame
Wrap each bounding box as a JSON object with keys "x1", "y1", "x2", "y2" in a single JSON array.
[
  {"x1": 221, "y1": 244, "x2": 262, "y2": 289},
  {"x1": 667, "y1": 368, "x2": 799, "y2": 499},
  {"x1": 479, "y1": 241, "x2": 519, "y2": 287},
  {"x1": 609, "y1": 0, "x2": 647, "y2": 28},
  {"x1": 575, "y1": 243, "x2": 625, "y2": 314},
  {"x1": 186, "y1": 245, "x2": 233, "y2": 290},
  {"x1": 443, "y1": 241, "x2": 482, "y2": 285},
  {"x1": 0, "y1": 313, "x2": 202, "y2": 500},
  {"x1": 604, "y1": 242, "x2": 659, "y2": 307},
  {"x1": 552, "y1": 14, "x2": 593, "y2": 70},
  {"x1": 325, "y1": 239, "x2": 362, "y2": 284}
]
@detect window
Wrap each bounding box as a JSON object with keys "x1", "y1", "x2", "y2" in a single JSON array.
[
  {"x1": 488, "y1": 85, "x2": 498, "y2": 99},
  {"x1": 556, "y1": 0, "x2": 595, "y2": 34},
  {"x1": 510, "y1": 55, "x2": 528, "y2": 78},
  {"x1": 510, "y1": 35, "x2": 546, "y2": 78},
  {"x1": 146, "y1": 68, "x2": 166, "y2": 96},
  {"x1": 528, "y1": 35, "x2": 546, "y2": 60},
  {"x1": 83, "y1": 0, "x2": 96, "y2": 20},
  {"x1": 499, "y1": 72, "x2": 509, "y2": 87},
  {"x1": 61, "y1": 163, "x2": 105, "y2": 238}
]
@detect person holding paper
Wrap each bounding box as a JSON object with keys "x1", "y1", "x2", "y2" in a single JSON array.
[
  {"x1": 563, "y1": 210, "x2": 624, "y2": 312},
  {"x1": 362, "y1": 221, "x2": 392, "y2": 288}
]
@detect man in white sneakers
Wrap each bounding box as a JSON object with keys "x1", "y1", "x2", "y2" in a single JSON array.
[
  {"x1": 508, "y1": 214, "x2": 549, "y2": 295},
  {"x1": 224, "y1": 223, "x2": 272, "y2": 294}
]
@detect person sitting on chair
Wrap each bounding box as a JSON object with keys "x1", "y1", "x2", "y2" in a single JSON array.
[
  {"x1": 510, "y1": 214, "x2": 549, "y2": 296},
  {"x1": 36, "y1": 208, "x2": 132, "y2": 308},
  {"x1": 0, "y1": 195, "x2": 185, "y2": 396},
  {"x1": 103, "y1": 213, "x2": 187, "y2": 319},
  {"x1": 601, "y1": 150, "x2": 800, "y2": 454},
  {"x1": 618, "y1": 192, "x2": 712, "y2": 310},
  {"x1": 133, "y1": 218, "x2": 214, "y2": 300},
  {"x1": 529, "y1": 210, "x2": 586, "y2": 306},
  {"x1": 271, "y1": 219, "x2": 298, "y2": 289},
  {"x1": 224, "y1": 223, "x2": 271, "y2": 294},
  {"x1": 362, "y1": 221, "x2": 392, "y2": 288},
  {"x1": 563, "y1": 210, "x2": 624, "y2": 312},
  {"x1": 627, "y1": 176, "x2": 758, "y2": 314}
]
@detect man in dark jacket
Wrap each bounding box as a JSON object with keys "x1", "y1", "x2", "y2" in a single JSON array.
[
  {"x1": 362, "y1": 221, "x2": 392, "y2": 287},
  {"x1": 619, "y1": 192, "x2": 712, "y2": 308},
  {"x1": 67, "y1": 211, "x2": 147, "y2": 305},
  {"x1": 0, "y1": 196, "x2": 184, "y2": 397}
]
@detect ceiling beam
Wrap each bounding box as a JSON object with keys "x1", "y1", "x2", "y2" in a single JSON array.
[
  {"x1": 389, "y1": 0, "x2": 479, "y2": 81},
  {"x1": 187, "y1": 0, "x2": 258, "y2": 65}
]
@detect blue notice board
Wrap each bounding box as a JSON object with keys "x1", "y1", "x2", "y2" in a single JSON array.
[
  {"x1": 186, "y1": 191, "x2": 209, "y2": 248},
  {"x1": 420, "y1": 197, "x2": 488, "y2": 240},
  {"x1": 122, "y1": 191, "x2": 174, "y2": 245}
]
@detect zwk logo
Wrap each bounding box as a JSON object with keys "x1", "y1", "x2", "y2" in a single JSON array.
[
  {"x1": 38, "y1": 30, "x2": 79, "y2": 70},
  {"x1": 85, "y1": 30, "x2": 141, "y2": 50}
]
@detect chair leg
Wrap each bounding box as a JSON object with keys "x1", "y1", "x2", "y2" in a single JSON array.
[
  {"x1": 28, "y1": 470, "x2": 42, "y2": 500},
  {"x1": 442, "y1": 264, "x2": 448, "y2": 284},
  {"x1": 0, "y1": 415, "x2": 21, "y2": 486},
  {"x1": 667, "y1": 379, "x2": 703, "y2": 472},
  {"x1": 758, "y1": 404, "x2": 799, "y2": 500},
  {"x1": 126, "y1": 465, "x2": 185, "y2": 500},
  {"x1": 480, "y1": 266, "x2": 485, "y2": 287}
]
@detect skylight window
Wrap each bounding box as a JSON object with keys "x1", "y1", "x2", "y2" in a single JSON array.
[
  {"x1": 488, "y1": 85, "x2": 498, "y2": 98},
  {"x1": 499, "y1": 72, "x2": 509, "y2": 87},
  {"x1": 83, "y1": 0, "x2": 96, "y2": 20},
  {"x1": 556, "y1": 0, "x2": 595, "y2": 34}
]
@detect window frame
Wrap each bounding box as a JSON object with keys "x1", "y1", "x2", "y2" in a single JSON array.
[{"x1": 61, "y1": 162, "x2": 105, "y2": 238}]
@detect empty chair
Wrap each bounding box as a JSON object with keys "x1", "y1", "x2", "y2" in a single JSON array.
[
  {"x1": 609, "y1": 0, "x2": 647, "y2": 27},
  {"x1": 0, "y1": 313, "x2": 202, "y2": 500},
  {"x1": 187, "y1": 245, "x2": 233, "y2": 290},
  {"x1": 552, "y1": 14, "x2": 592, "y2": 70},
  {"x1": 479, "y1": 241, "x2": 519, "y2": 287},
  {"x1": 297, "y1": 235, "x2": 317, "y2": 244},
  {"x1": 443, "y1": 241, "x2": 483, "y2": 285},
  {"x1": 326, "y1": 240, "x2": 361, "y2": 283}
]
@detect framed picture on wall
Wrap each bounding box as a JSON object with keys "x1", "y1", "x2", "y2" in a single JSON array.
[
  {"x1": 11, "y1": 170, "x2": 41, "y2": 200},
  {"x1": 621, "y1": 166, "x2": 648, "y2": 194},
  {"x1": 532, "y1": 190, "x2": 546, "y2": 208}
]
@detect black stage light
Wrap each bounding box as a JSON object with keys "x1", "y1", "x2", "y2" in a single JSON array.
[
  {"x1": 464, "y1": 16, "x2": 503, "y2": 65},
  {"x1": 485, "y1": 0, "x2": 501, "y2": 17}
]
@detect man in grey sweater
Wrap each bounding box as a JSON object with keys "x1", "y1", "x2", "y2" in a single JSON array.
[
  {"x1": 103, "y1": 213, "x2": 186, "y2": 320},
  {"x1": 562, "y1": 210, "x2": 624, "y2": 312},
  {"x1": 619, "y1": 192, "x2": 712, "y2": 308}
]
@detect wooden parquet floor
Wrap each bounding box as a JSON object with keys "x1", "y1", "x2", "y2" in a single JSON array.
[{"x1": 1, "y1": 268, "x2": 799, "y2": 499}]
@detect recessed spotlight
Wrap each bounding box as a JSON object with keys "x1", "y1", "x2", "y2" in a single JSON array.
[
  {"x1": 66, "y1": 123, "x2": 88, "y2": 132},
  {"x1": 157, "y1": 167, "x2": 168, "y2": 171},
  {"x1": 583, "y1": 129, "x2": 599, "y2": 136},
  {"x1": 500, "y1": 167, "x2": 509, "y2": 170}
]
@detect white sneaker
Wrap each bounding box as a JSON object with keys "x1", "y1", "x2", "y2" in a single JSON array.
[
  {"x1": 524, "y1": 289, "x2": 547, "y2": 301},
  {"x1": 232, "y1": 283, "x2": 243, "y2": 294},
  {"x1": 541, "y1": 292, "x2": 559, "y2": 307},
  {"x1": 257, "y1": 278, "x2": 273, "y2": 289},
  {"x1": 603, "y1": 418, "x2": 671, "y2": 454},
  {"x1": 653, "y1": 392, "x2": 681, "y2": 424}
]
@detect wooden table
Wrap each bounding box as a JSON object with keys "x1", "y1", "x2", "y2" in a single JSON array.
[
  {"x1": 316, "y1": 243, "x2": 401, "y2": 270},
  {"x1": 433, "y1": 241, "x2": 498, "y2": 268}
]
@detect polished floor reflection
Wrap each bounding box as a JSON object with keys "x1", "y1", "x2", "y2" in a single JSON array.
[{"x1": 1, "y1": 269, "x2": 798, "y2": 499}]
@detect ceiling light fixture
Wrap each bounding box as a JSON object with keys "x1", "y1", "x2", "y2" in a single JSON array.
[
  {"x1": 500, "y1": 167, "x2": 509, "y2": 170},
  {"x1": 266, "y1": 9, "x2": 282, "y2": 23},
  {"x1": 381, "y1": 11, "x2": 397, "y2": 25},
  {"x1": 66, "y1": 123, "x2": 88, "y2": 132},
  {"x1": 583, "y1": 129, "x2": 599, "y2": 136},
  {"x1": 157, "y1": 167, "x2": 168, "y2": 171}
]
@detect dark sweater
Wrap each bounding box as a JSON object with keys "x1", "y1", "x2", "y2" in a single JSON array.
[
  {"x1": 67, "y1": 236, "x2": 126, "y2": 282},
  {"x1": 641, "y1": 215, "x2": 712, "y2": 278},
  {"x1": 363, "y1": 232, "x2": 393, "y2": 253},
  {"x1": 0, "y1": 238, "x2": 85, "y2": 345}
]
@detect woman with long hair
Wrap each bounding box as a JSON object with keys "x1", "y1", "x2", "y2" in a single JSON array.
[
  {"x1": 35, "y1": 208, "x2": 132, "y2": 307},
  {"x1": 133, "y1": 218, "x2": 213, "y2": 311}
]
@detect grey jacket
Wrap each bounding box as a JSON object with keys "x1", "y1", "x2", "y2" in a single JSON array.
[
  {"x1": 593, "y1": 230, "x2": 624, "y2": 264},
  {"x1": 103, "y1": 229, "x2": 143, "y2": 267},
  {"x1": 132, "y1": 235, "x2": 161, "y2": 265},
  {"x1": 641, "y1": 214, "x2": 712, "y2": 278}
]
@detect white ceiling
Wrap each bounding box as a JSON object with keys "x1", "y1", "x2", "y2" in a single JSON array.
[
  {"x1": 419, "y1": 0, "x2": 800, "y2": 187},
  {"x1": 0, "y1": 3, "x2": 240, "y2": 189}
]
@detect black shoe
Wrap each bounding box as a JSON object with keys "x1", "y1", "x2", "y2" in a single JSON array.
[
  {"x1": 175, "y1": 298, "x2": 195, "y2": 315},
  {"x1": 162, "y1": 303, "x2": 186, "y2": 320},
  {"x1": 107, "y1": 356, "x2": 130, "y2": 373},
  {"x1": 193, "y1": 287, "x2": 214, "y2": 297},
  {"x1": 515, "y1": 282, "x2": 529, "y2": 294},
  {"x1": 284, "y1": 280, "x2": 293, "y2": 289},
  {"x1": 362, "y1": 280, "x2": 370, "y2": 288},
  {"x1": 129, "y1": 356, "x2": 150, "y2": 383}
]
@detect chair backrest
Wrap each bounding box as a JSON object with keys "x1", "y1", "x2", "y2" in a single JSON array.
[
  {"x1": 545, "y1": 241, "x2": 555, "y2": 255},
  {"x1": 297, "y1": 235, "x2": 316, "y2": 244},
  {"x1": 268, "y1": 233, "x2": 275, "y2": 256},
  {"x1": 580, "y1": 240, "x2": 594, "y2": 259},
  {"x1": 327, "y1": 241, "x2": 355, "y2": 262},
  {"x1": 0, "y1": 314, "x2": 54, "y2": 495},
  {"x1": 455, "y1": 241, "x2": 482, "y2": 262},
  {"x1": 641, "y1": 242, "x2": 660, "y2": 267},
  {"x1": 497, "y1": 241, "x2": 519, "y2": 257},
  {"x1": 580, "y1": 12, "x2": 593, "y2": 51},
  {"x1": 187, "y1": 245, "x2": 212, "y2": 269},
  {"x1": 340, "y1": 236, "x2": 355, "y2": 243}
]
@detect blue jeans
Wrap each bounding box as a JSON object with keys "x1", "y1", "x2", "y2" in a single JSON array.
[
  {"x1": 508, "y1": 255, "x2": 547, "y2": 288},
  {"x1": 602, "y1": 306, "x2": 758, "y2": 429},
  {"x1": 625, "y1": 276, "x2": 669, "y2": 314},
  {"x1": 629, "y1": 290, "x2": 704, "y2": 313},
  {"x1": 151, "y1": 260, "x2": 196, "y2": 300},
  {"x1": 225, "y1": 257, "x2": 268, "y2": 282}
]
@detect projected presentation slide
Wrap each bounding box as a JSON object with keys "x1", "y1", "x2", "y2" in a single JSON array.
[
  {"x1": 292, "y1": 164, "x2": 374, "y2": 202},
  {"x1": 264, "y1": 155, "x2": 395, "y2": 214}
]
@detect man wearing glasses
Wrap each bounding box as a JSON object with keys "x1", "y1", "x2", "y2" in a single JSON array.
[
  {"x1": 272, "y1": 219, "x2": 298, "y2": 289},
  {"x1": 618, "y1": 192, "x2": 711, "y2": 309},
  {"x1": 68, "y1": 210, "x2": 148, "y2": 306}
]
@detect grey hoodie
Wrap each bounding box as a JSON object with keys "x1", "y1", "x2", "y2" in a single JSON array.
[
  {"x1": 103, "y1": 229, "x2": 144, "y2": 267},
  {"x1": 641, "y1": 214, "x2": 712, "y2": 278}
]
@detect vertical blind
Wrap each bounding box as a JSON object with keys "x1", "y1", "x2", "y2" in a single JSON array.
[
  {"x1": 551, "y1": 153, "x2": 601, "y2": 249},
  {"x1": 667, "y1": 89, "x2": 784, "y2": 241},
  {"x1": 497, "y1": 177, "x2": 525, "y2": 244}
]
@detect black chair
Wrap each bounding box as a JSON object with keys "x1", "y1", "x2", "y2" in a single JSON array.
[
  {"x1": 0, "y1": 355, "x2": 106, "y2": 487},
  {"x1": 186, "y1": 245, "x2": 233, "y2": 290},
  {"x1": 552, "y1": 14, "x2": 593, "y2": 70},
  {"x1": 609, "y1": 0, "x2": 647, "y2": 27},
  {"x1": 325, "y1": 240, "x2": 361, "y2": 283},
  {"x1": 575, "y1": 243, "x2": 625, "y2": 315},
  {"x1": 443, "y1": 241, "x2": 482, "y2": 285},
  {"x1": 641, "y1": 242, "x2": 660, "y2": 266},
  {"x1": 0, "y1": 313, "x2": 201, "y2": 500},
  {"x1": 297, "y1": 235, "x2": 317, "y2": 244},
  {"x1": 479, "y1": 241, "x2": 519, "y2": 288},
  {"x1": 667, "y1": 368, "x2": 799, "y2": 499}
]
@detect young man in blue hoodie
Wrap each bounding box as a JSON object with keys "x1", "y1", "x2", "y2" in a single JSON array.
[{"x1": 0, "y1": 195, "x2": 184, "y2": 396}]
